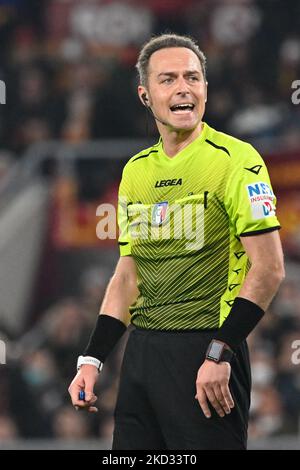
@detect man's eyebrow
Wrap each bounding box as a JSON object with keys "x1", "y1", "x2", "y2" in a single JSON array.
[
  {"x1": 185, "y1": 70, "x2": 201, "y2": 75},
  {"x1": 157, "y1": 72, "x2": 176, "y2": 78},
  {"x1": 157, "y1": 70, "x2": 201, "y2": 77}
]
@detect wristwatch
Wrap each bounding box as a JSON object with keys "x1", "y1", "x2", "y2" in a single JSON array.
[
  {"x1": 77, "y1": 355, "x2": 103, "y2": 372},
  {"x1": 205, "y1": 340, "x2": 234, "y2": 364}
]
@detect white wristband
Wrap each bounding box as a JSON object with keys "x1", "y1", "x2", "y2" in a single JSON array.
[{"x1": 77, "y1": 355, "x2": 103, "y2": 372}]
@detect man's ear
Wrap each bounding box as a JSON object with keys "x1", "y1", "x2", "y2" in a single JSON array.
[
  {"x1": 205, "y1": 81, "x2": 208, "y2": 103},
  {"x1": 138, "y1": 85, "x2": 150, "y2": 107}
]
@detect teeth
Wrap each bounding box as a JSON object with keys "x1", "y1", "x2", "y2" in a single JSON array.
[{"x1": 171, "y1": 103, "x2": 194, "y2": 111}]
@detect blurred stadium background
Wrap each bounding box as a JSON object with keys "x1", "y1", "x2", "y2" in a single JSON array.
[{"x1": 0, "y1": 0, "x2": 300, "y2": 450}]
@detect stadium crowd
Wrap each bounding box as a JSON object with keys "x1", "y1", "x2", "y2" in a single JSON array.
[
  {"x1": 0, "y1": 0, "x2": 300, "y2": 443},
  {"x1": 0, "y1": 0, "x2": 299, "y2": 159}
]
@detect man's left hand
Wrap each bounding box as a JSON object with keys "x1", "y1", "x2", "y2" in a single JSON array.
[{"x1": 195, "y1": 360, "x2": 234, "y2": 418}]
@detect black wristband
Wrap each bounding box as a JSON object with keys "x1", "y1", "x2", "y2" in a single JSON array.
[
  {"x1": 83, "y1": 314, "x2": 127, "y2": 363},
  {"x1": 214, "y1": 297, "x2": 265, "y2": 351}
]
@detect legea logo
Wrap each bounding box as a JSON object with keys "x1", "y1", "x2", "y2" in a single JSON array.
[{"x1": 0, "y1": 80, "x2": 6, "y2": 104}]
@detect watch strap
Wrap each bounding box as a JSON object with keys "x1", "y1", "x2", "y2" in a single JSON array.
[{"x1": 77, "y1": 355, "x2": 103, "y2": 372}]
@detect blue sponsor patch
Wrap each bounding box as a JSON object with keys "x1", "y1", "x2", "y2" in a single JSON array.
[
  {"x1": 246, "y1": 182, "x2": 276, "y2": 220},
  {"x1": 247, "y1": 182, "x2": 274, "y2": 199}
]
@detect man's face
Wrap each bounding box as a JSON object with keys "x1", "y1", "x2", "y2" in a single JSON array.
[{"x1": 139, "y1": 47, "x2": 207, "y2": 132}]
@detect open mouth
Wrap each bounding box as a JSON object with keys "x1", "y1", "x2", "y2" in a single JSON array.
[{"x1": 170, "y1": 103, "x2": 195, "y2": 114}]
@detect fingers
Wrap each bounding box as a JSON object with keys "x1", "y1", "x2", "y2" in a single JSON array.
[
  {"x1": 214, "y1": 384, "x2": 231, "y2": 415},
  {"x1": 87, "y1": 404, "x2": 98, "y2": 412},
  {"x1": 68, "y1": 376, "x2": 84, "y2": 407},
  {"x1": 220, "y1": 382, "x2": 235, "y2": 410},
  {"x1": 81, "y1": 382, "x2": 99, "y2": 412},
  {"x1": 75, "y1": 396, "x2": 99, "y2": 413},
  {"x1": 74, "y1": 392, "x2": 98, "y2": 411},
  {"x1": 68, "y1": 369, "x2": 99, "y2": 412},
  {"x1": 195, "y1": 383, "x2": 235, "y2": 418},
  {"x1": 195, "y1": 360, "x2": 236, "y2": 419},
  {"x1": 205, "y1": 386, "x2": 226, "y2": 417},
  {"x1": 196, "y1": 388, "x2": 211, "y2": 419},
  {"x1": 75, "y1": 406, "x2": 98, "y2": 413}
]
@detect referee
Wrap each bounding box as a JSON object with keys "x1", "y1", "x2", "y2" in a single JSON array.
[{"x1": 68, "y1": 34, "x2": 285, "y2": 450}]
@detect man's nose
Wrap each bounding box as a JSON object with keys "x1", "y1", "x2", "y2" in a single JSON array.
[
  {"x1": 176, "y1": 75, "x2": 189, "y2": 94},
  {"x1": 175, "y1": 77, "x2": 190, "y2": 95}
]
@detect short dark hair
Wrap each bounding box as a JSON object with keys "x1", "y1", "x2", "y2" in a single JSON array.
[{"x1": 136, "y1": 33, "x2": 207, "y2": 87}]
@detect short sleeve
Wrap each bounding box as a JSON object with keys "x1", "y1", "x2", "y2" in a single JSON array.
[
  {"x1": 224, "y1": 144, "x2": 281, "y2": 237},
  {"x1": 117, "y1": 167, "x2": 132, "y2": 256}
]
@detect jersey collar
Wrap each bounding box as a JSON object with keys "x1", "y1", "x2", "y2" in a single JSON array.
[{"x1": 158, "y1": 122, "x2": 209, "y2": 163}]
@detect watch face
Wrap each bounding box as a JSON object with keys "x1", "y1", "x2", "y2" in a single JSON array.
[{"x1": 208, "y1": 341, "x2": 223, "y2": 359}]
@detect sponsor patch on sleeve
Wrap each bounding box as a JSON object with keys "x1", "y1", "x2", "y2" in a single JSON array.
[{"x1": 246, "y1": 182, "x2": 276, "y2": 220}]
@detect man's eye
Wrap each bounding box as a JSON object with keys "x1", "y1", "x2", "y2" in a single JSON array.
[
  {"x1": 189, "y1": 76, "x2": 199, "y2": 81},
  {"x1": 162, "y1": 78, "x2": 173, "y2": 83}
]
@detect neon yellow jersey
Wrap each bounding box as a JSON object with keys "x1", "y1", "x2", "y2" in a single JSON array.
[{"x1": 118, "y1": 122, "x2": 280, "y2": 330}]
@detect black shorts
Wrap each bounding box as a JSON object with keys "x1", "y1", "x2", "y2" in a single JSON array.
[{"x1": 112, "y1": 327, "x2": 251, "y2": 450}]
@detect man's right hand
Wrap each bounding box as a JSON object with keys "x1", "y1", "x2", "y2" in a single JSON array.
[{"x1": 68, "y1": 364, "x2": 99, "y2": 412}]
